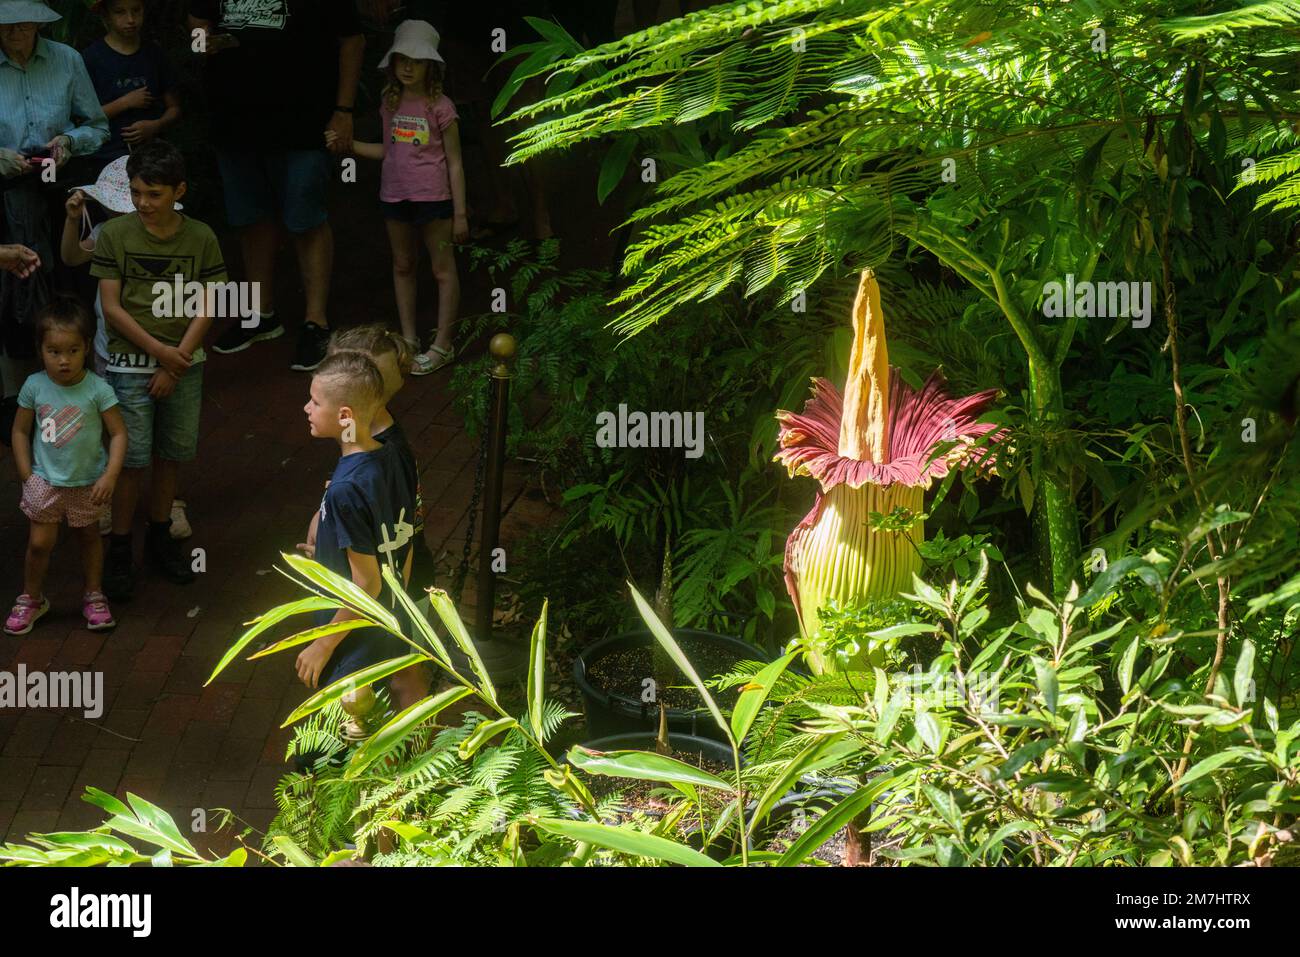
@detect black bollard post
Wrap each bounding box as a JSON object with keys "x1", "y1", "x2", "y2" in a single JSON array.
[{"x1": 475, "y1": 333, "x2": 516, "y2": 642}]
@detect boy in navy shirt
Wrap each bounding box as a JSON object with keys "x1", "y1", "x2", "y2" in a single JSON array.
[
  {"x1": 298, "y1": 352, "x2": 426, "y2": 732},
  {"x1": 81, "y1": 0, "x2": 181, "y2": 169}
]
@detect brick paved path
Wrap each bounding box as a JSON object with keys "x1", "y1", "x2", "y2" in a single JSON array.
[{"x1": 0, "y1": 303, "x2": 547, "y2": 855}]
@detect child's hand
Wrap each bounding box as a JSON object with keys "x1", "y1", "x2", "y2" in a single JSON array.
[
  {"x1": 154, "y1": 346, "x2": 191, "y2": 379},
  {"x1": 324, "y1": 130, "x2": 340, "y2": 149},
  {"x1": 121, "y1": 120, "x2": 160, "y2": 146},
  {"x1": 453, "y1": 214, "x2": 470, "y2": 244},
  {"x1": 296, "y1": 510, "x2": 320, "y2": 559},
  {"x1": 121, "y1": 87, "x2": 155, "y2": 111},
  {"x1": 66, "y1": 190, "x2": 86, "y2": 222},
  {"x1": 90, "y1": 473, "x2": 116, "y2": 506},
  {"x1": 148, "y1": 369, "x2": 178, "y2": 399},
  {"x1": 296, "y1": 639, "x2": 334, "y2": 689}
]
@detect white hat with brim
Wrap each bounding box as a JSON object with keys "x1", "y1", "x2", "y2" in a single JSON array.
[
  {"x1": 378, "y1": 19, "x2": 444, "y2": 70},
  {"x1": 0, "y1": 1, "x2": 62, "y2": 25},
  {"x1": 74, "y1": 156, "x2": 182, "y2": 214}
]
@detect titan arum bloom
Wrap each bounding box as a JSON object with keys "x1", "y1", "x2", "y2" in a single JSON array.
[{"x1": 776, "y1": 269, "x2": 1002, "y2": 673}]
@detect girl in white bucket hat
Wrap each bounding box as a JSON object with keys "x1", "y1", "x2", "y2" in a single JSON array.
[{"x1": 328, "y1": 20, "x2": 465, "y2": 377}]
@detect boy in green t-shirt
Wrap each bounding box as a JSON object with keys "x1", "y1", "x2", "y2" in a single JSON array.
[{"x1": 90, "y1": 141, "x2": 227, "y2": 601}]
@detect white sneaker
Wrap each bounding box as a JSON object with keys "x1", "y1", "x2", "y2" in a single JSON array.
[{"x1": 169, "y1": 499, "x2": 192, "y2": 540}]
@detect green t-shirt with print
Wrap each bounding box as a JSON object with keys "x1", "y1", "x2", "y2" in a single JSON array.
[{"x1": 90, "y1": 213, "x2": 228, "y2": 373}]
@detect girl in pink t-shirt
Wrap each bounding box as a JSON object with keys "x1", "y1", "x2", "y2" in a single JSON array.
[{"x1": 331, "y1": 21, "x2": 467, "y2": 376}]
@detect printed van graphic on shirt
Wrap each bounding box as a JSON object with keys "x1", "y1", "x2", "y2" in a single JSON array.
[
  {"x1": 219, "y1": 0, "x2": 289, "y2": 30},
  {"x1": 36, "y1": 403, "x2": 87, "y2": 449},
  {"x1": 391, "y1": 114, "x2": 431, "y2": 147}
]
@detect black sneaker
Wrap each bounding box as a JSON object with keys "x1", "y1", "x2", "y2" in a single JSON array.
[
  {"x1": 104, "y1": 535, "x2": 135, "y2": 602},
  {"x1": 291, "y1": 322, "x2": 331, "y2": 372},
  {"x1": 146, "y1": 524, "x2": 196, "y2": 585},
  {"x1": 211, "y1": 314, "x2": 284, "y2": 355}
]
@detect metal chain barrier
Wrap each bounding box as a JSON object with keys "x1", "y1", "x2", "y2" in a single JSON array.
[{"x1": 452, "y1": 374, "x2": 492, "y2": 606}]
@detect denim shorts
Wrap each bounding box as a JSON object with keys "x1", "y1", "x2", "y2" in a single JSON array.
[
  {"x1": 381, "y1": 199, "x2": 454, "y2": 225},
  {"x1": 107, "y1": 364, "x2": 203, "y2": 469},
  {"x1": 216, "y1": 149, "x2": 332, "y2": 233}
]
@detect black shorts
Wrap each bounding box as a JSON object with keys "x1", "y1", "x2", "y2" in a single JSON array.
[{"x1": 381, "y1": 200, "x2": 454, "y2": 225}]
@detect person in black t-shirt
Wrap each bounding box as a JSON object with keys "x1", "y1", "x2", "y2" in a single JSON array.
[
  {"x1": 187, "y1": 1, "x2": 364, "y2": 373},
  {"x1": 299, "y1": 351, "x2": 429, "y2": 722},
  {"x1": 299, "y1": 324, "x2": 436, "y2": 595},
  {"x1": 81, "y1": 0, "x2": 181, "y2": 170}
]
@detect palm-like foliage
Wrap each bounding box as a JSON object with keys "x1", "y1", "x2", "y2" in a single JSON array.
[{"x1": 503, "y1": 0, "x2": 1300, "y2": 596}]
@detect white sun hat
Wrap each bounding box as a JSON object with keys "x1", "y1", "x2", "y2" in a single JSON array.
[
  {"x1": 74, "y1": 156, "x2": 182, "y2": 213},
  {"x1": 0, "y1": 0, "x2": 60, "y2": 25},
  {"x1": 378, "y1": 19, "x2": 444, "y2": 70}
]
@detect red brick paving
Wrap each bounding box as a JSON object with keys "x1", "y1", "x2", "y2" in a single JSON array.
[{"x1": 0, "y1": 279, "x2": 548, "y2": 861}]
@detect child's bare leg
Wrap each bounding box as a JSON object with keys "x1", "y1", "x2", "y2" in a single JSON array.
[
  {"x1": 150, "y1": 458, "x2": 178, "y2": 525},
  {"x1": 388, "y1": 664, "x2": 432, "y2": 711},
  {"x1": 111, "y1": 468, "x2": 143, "y2": 535},
  {"x1": 387, "y1": 220, "x2": 421, "y2": 345},
  {"x1": 23, "y1": 521, "x2": 59, "y2": 598},
  {"x1": 78, "y1": 522, "x2": 104, "y2": 594},
  {"x1": 423, "y1": 219, "x2": 459, "y2": 354}
]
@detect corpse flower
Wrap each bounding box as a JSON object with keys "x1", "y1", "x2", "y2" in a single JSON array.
[{"x1": 775, "y1": 269, "x2": 1002, "y2": 673}]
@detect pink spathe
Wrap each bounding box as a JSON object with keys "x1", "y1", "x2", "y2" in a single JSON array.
[{"x1": 380, "y1": 93, "x2": 458, "y2": 203}]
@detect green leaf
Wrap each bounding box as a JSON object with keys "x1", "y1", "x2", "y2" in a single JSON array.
[
  {"x1": 458, "y1": 717, "x2": 517, "y2": 760},
  {"x1": 381, "y1": 566, "x2": 453, "y2": 667},
  {"x1": 996, "y1": 740, "x2": 1051, "y2": 780},
  {"x1": 567, "y1": 747, "x2": 735, "y2": 791},
  {"x1": 914, "y1": 711, "x2": 942, "y2": 752},
  {"x1": 282, "y1": 551, "x2": 402, "y2": 634},
  {"x1": 428, "y1": 589, "x2": 497, "y2": 703},
  {"x1": 282, "y1": 654, "x2": 427, "y2": 726},
  {"x1": 1076, "y1": 129, "x2": 1112, "y2": 188},
  {"x1": 206, "y1": 595, "x2": 338, "y2": 684},
  {"x1": 776, "y1": 775, "x2": 900, "y2": 867},
  {"x1": 248, "y1": 619, "x2": 375, "y2": 659},
  {"x1": 272, "y1": 835, "x2": 316, "y2": 867},
  {"x1": 1077, "y1": 555, "x2": 1160, "y2": 607},
  {"x1": 1116, "y1": 634, "x2": 1140, "y2": 695},
  {"x1": 597, "y1": 135, "x2": 639, "y2": 204},
  {"x1": 1174, "y1": 749, "x2": 1246, "y2": 790},
  {"x1": 749, "y1": 732, "x2": 849, "y2": 832},
  {"x1": 629, "y1": 582, "x2": 731, "y2": 743},
  {"x1": 345, "y1": 686, "x2": 475, "y2": 777},
  {"x1": 1033, "y1": 657, "x2": 1059, "y2": 714},
  {"x1": 974, "y1": 820, "x2": 1038, "y2": 862},
  {"x1": 921, "y1": 783, "x2": 965, "y2": 841},
  {"x1": 530, "y1": 817, "x2": 722, "y2": 867},
  {"x1": 1233, "y1": 639, "x2": 1255, "y2": 709},
  {"x1": 527, "y1": 600, "x2": 549, "y2": 739},
  {"x1": 729, "y1": 652, "x2": 796, "y2": 744},
  {"x1": 124, "y1": 793, "x2": 198, "y2": 858}
]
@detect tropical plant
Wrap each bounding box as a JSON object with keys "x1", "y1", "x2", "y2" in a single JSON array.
[{"x1": 776, "y1": 268, "x2": 1003, "y2": 672}]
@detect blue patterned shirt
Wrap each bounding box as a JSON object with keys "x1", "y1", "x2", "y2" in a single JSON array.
[{"x1": 0, "y1": 37, "x2": 109, "y2": 155}]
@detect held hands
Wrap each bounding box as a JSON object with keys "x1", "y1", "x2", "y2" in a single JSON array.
[
  {"x1": 148, "y1": 368, "x2": 178, "y2": 399},
  {"x1": 0, "y1": 148, "x2": 32, "y2": 179},
  {"x1": 0, "y1": 245, "x2": 41, "y2": 278},
  {"x1": 325, "y1": 112, "x2": 354, "y2": 155},
  {"x1": 120, "y1": 86, "x2": 155, "y2": 112},
  {"x1": 154, "y1": 345, "x2": 192, "y2": 380},
  {"x1": 90, "y1": 473, "x2": 116, "y2": 507},
  {"x1": 44, "y1": 135, "x2": 72, "y2": 169},
  {"x1": 121, "y1": 119, "x2": 160, "y2": 146},
  {"x1": 296, "y1": 639, "x2": 334, "y2": 689}
]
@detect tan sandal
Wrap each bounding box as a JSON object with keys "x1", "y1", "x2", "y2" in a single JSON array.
[{"x1": 412, "y1": 344, "x2": 454, "y2": 376}]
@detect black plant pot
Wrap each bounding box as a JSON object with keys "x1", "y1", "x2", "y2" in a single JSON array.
[{"x1": 572, "y1": 629, "x2": 772, "y2": 743}]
